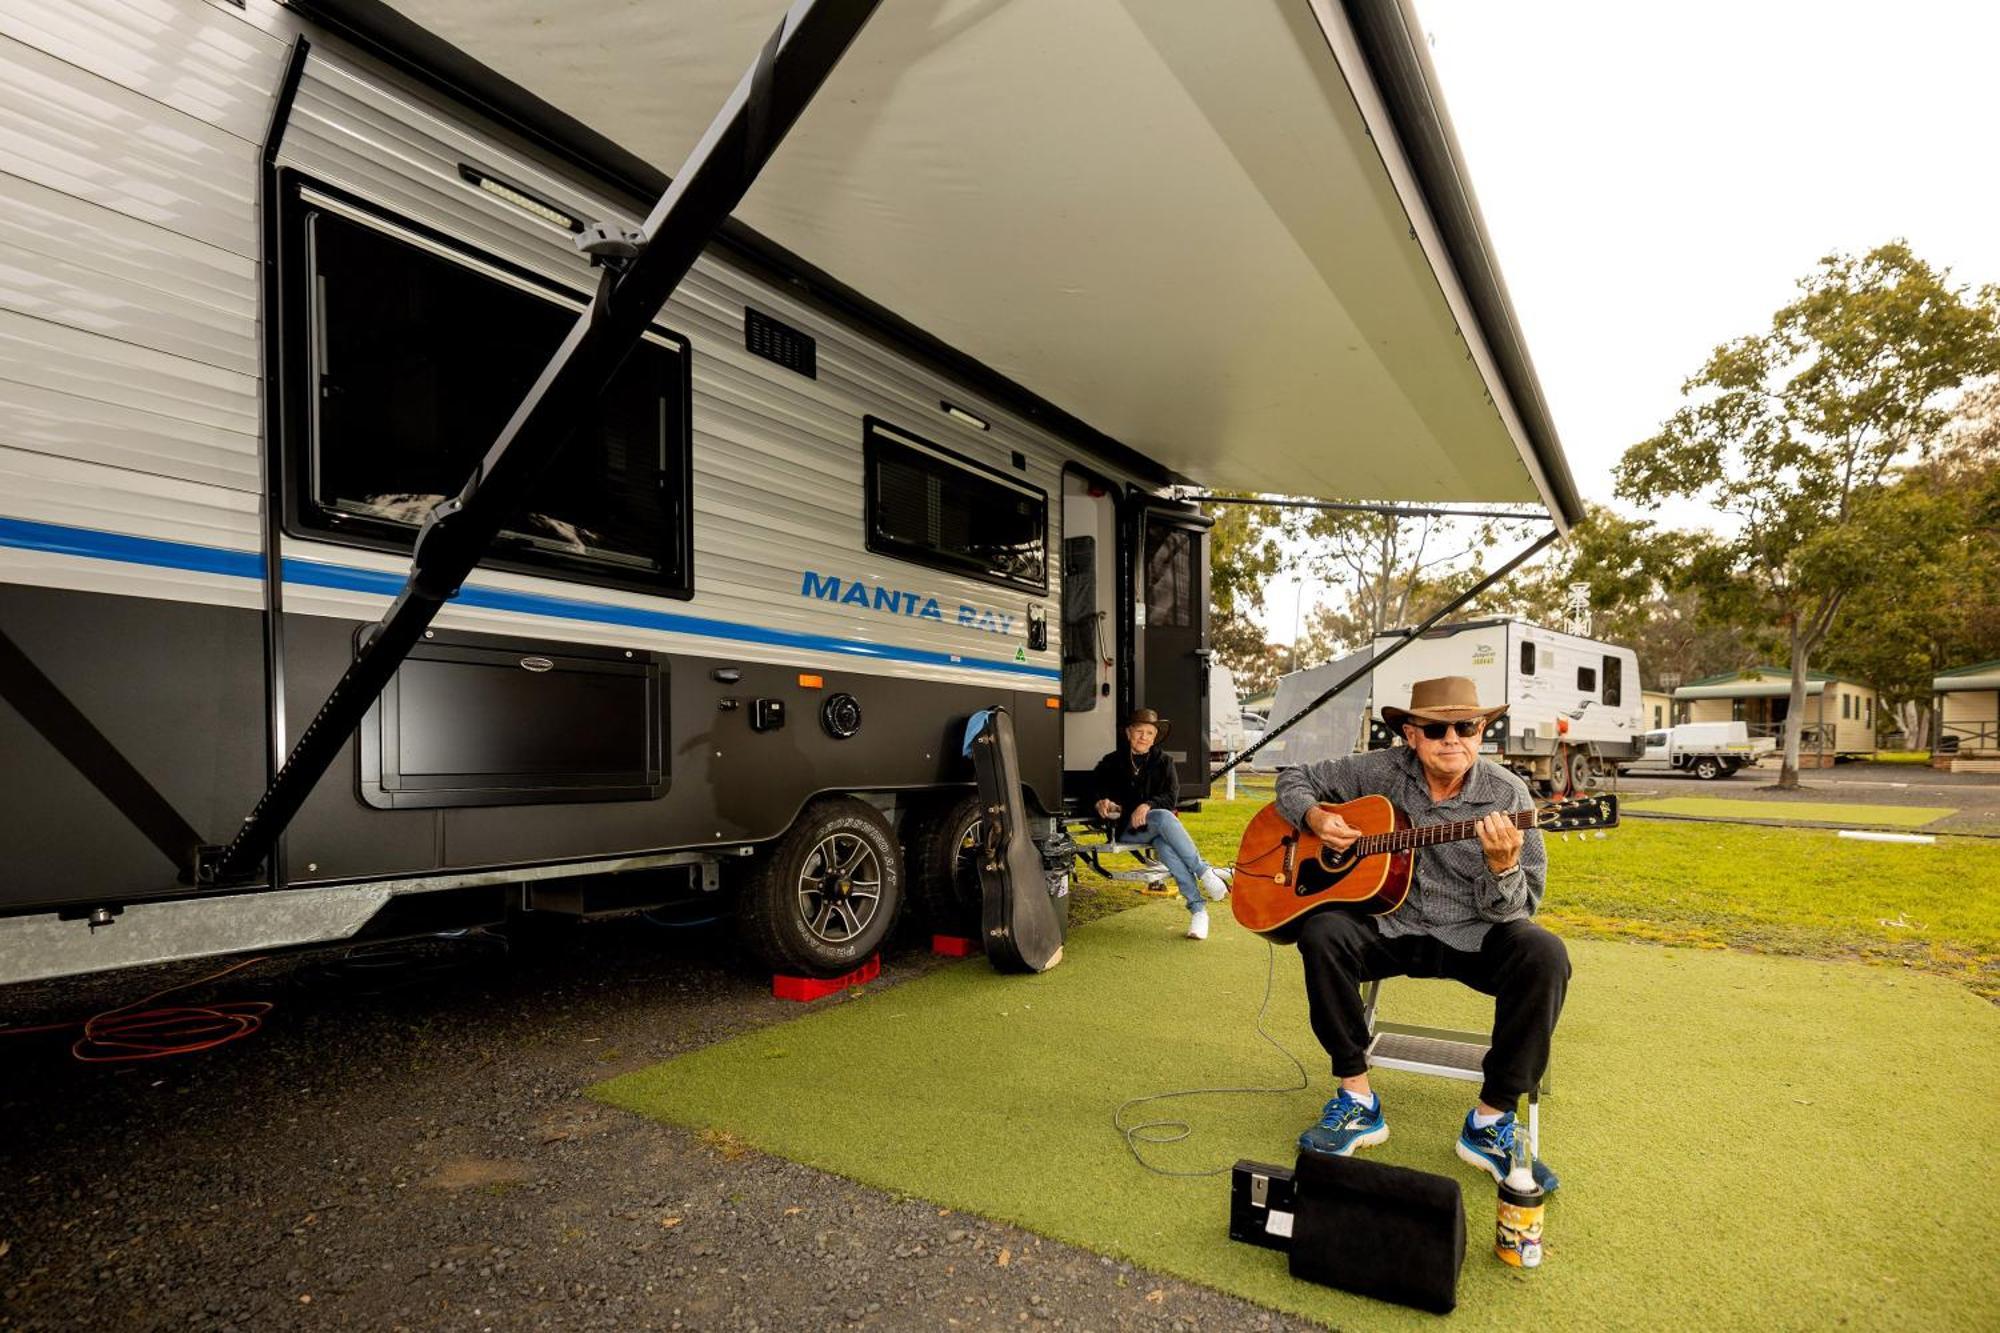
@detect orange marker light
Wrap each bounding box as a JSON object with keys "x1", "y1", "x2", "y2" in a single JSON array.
[
  {"x1": 1045, "y1": 697, "x2": 1061, "y2": 709},
  {"x1": 798, "y1": 673, "x2": 824, "y2": 689}
]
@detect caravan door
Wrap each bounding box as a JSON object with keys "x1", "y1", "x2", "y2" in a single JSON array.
[
  {"x1": 1136, "y1": 505, "x2": 1212, "y2": 801},
  {"x1": 1061, "y1": 469, "x2": 1121, "y2": 804}
]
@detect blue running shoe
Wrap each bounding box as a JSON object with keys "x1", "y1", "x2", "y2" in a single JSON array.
[
  {"x1": 1455, "y1": 1109, "x2": 1560, "y2": 1195},
  {"x1": 1297, "y1": 1089, "x2": 1389, "y2": 1157}
]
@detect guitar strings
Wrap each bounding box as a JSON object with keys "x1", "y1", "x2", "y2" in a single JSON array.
[{"x1": 1110, "y1": 939, "x2": 1311, "y2": 1177}]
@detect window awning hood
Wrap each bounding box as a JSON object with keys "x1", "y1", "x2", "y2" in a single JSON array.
[{"x1": 297, "y1": 0, "x2": 1583, "y2": 525}]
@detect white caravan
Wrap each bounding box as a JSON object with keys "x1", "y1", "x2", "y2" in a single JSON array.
[
  {"x1": 0, "y1": 0, "x2": 1582, "y2": 987},
  {"x1": 1370, "y1": 619, "x2": 1643, "y2": 792}
]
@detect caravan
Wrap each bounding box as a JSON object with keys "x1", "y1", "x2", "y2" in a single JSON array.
[
  {"x1": 0, "y1": 0, "x2": 1581, "y2": 988},
  {"x1": 1370, "y1": 619, "x2": 1643, "y2": 793}
]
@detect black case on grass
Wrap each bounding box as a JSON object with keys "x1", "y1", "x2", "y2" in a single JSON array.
[{"x1": 1287, "y1": 1149, "x2": 1466, "y2": 1314}]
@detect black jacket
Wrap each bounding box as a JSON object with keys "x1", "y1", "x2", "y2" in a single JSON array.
[{"x1": 1090, "y1": 746, "x2": 1181, "y2": 825}]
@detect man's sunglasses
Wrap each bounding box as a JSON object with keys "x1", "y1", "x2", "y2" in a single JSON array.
[{"x1": 1414, "y1": 719, "x2": 1485, "y2": 740}]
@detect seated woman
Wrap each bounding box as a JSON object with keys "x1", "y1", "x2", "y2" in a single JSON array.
[{"x1": 1090, "y1": 708, "x2": 1229, "y2": 939}]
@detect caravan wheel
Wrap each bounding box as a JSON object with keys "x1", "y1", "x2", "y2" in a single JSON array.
[
  {"x1": 905, "y1": 793, "x2": 985, "y2": 938},
  {"x1": 735, "y1": 798, "x2": 903, "y2": 978}
]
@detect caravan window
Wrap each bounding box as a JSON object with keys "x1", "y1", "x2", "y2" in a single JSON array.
[
  {"x1": 1577, "y1": 665, "x2": 1597, "y2": 693},
  {"x1": 1602, "y1": 655, "x2": 1622, "y2": 705},
  {"x1": 1520, "y1": 642, "x2": 1536, "y2": 675},
  {"x1": 284, "y1": 183, "x2": 692, "y2": 594},
  {"x1": 864, "y1": 419, "x2": 1047, "y2": 592}
]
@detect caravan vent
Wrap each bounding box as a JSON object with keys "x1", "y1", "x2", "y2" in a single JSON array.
[{"x1": 745, "y1": 309, "x2": 816, "y2": 378}]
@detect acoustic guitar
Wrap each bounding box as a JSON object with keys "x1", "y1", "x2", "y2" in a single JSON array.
[{"x1": 1230, "y1": 794, "x2": 1619, "y2": 939}]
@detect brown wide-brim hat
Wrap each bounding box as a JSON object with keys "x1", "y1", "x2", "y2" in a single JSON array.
[
  {"x1": 1123, "y1": 707, "x2": 1171, "y2": 741},
  {"x1": 1379, "y1": 675, "x2": 1508, "y2": 731}
]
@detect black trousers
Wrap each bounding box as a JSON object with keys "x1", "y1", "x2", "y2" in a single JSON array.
[{"x1": 1296, "y1": 912, "x2": 1570, "y2": 1110}]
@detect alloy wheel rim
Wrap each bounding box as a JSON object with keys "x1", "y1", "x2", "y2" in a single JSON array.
[{"x1": 796, "y1": 831, "x2": 883, "y2": 944}]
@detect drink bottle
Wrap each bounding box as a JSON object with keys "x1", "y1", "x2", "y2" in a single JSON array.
[{"x1": 1495, "y1": 1131, "x2": 1544, "y2": 1268}]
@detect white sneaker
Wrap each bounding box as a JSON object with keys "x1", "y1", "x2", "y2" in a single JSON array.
[
  {"x1": 1198, "y1": 867, "x2": 1230, "y2": 901},
  {"x1": 1186, "y1": 907, "x2": 1210, "y2": 940}
]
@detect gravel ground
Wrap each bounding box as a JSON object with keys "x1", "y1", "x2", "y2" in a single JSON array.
[{"x1": 0, "y1": 914, "x2": 1319, "y2": 1333}]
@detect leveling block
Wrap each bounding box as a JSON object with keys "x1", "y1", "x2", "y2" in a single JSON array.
[
  {"x1": 771, "y1": 954, "x2": 880, "y2": 1002},
  {"x1": 930, "y1": 935, "x2": 979, "y2": 958}
]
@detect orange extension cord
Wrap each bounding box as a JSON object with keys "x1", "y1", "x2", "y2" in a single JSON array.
[{"x1": 0, "y1": 956, "x2": 271, "y2": 1062}]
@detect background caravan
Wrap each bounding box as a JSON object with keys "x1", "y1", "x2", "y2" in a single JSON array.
[
  {"x1": 1369, "y1": 620, "x2": 1645, "y2": 795},
  {"x1": 0, "y1": 0, "x2": 1582, "y2": 987}
]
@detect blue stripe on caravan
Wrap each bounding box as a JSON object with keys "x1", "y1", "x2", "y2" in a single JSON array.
[
  {"x1": 0, "y1": 515, "x2": 266, "y2": 581},
  {"x1": 0, "y1": 516, "x2": 1063, "y2": 682}
]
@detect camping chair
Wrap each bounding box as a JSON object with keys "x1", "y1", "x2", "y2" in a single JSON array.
[
  {"x1": 1361, "y1": 980, "x2": 1547, "y2": 1155},
  {"x1": 1063, "y1": 815, "x2": 1173, "y2": 891}
]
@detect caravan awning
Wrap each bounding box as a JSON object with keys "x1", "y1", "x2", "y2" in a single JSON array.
[{"x1": 303, "y1": 0, "x2": 1582, "y2": 524}]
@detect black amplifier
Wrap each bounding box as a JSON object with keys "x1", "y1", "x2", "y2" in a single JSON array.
[{"x1": 1227, "y1": 1159, "x2": 1298, "y2": 1251}]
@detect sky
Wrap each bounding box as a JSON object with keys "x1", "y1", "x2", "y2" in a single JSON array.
[{"x1": 1258, "y1": 0, "x2": 2000, "y2": 647}]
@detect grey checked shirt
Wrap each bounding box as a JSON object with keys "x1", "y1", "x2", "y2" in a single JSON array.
[{"x1": 1274, "y1": 746, "x2": 1546, "y2": 952}]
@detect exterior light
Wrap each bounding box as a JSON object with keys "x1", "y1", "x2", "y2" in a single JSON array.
[
  {"x1": 458, "y1": 165, "x2": 581, "y2": 233},
  {"x1": 941, "y1": 401, "x2": 990, "y2": 431}
]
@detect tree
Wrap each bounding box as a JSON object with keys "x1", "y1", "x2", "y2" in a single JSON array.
[
  {"x1": 1203, "y1": 497, "x2": 1287, "y2": 693},
  {"x1": 1819, "y1": 386, "x2": 2000, "y2": 746},
  {"x1": 1494, "y1": 506, "x2": 1759, "y2": 689},
  {"x1": 1616, "y1": 242, "x2": 2000, "y2": 787},
  {"x1": 1297, "y1": 510, "x2": 1540, "y2": 643}
]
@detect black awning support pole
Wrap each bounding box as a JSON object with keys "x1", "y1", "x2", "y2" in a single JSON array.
[
  {"x1": 1211, "y1": 524, "x2": 1560, "y2": 780},
  {"x1": 1182, "y1": 494, "x2": 1549, "y2": 523},
  {"x1": 208, "y1": 0, "x2": 883, "y2": 886},
  {"x1": 0, "y1": 625, "x2": 205, "y2": 875}
]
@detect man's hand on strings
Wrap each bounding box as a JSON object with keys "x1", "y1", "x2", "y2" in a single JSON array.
[{"x1": 1304, "y1": 805, "x2": 1361, "y2": 852}]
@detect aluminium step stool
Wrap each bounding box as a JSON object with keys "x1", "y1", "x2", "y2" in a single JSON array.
[{"x1": 1361, "y1": 979, "x2": 1548, "y2": 1156}]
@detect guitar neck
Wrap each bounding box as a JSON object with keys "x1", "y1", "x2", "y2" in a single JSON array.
[{"x1": 1357, "y1": 808, "x2": 1537, "y2": 858}]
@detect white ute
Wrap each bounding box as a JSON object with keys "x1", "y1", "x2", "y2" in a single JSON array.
[{"x1": 1630, "y1": 723, "x2": 1774, "y2": 780}]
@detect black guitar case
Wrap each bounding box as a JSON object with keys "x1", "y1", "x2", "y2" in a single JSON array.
[{"x1": 968, "y1": 707, "x2": 1066, "y2": 973}]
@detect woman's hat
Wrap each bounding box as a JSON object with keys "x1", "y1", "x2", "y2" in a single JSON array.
[
  {"x1": 1378, "y1": 675, "x2": 1508, "y2": 731},
  {"x1": 1123, "y1": 706, "x2": 1171, "y2": 740}
]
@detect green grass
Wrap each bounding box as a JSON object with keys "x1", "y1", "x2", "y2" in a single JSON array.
[
  {"x1": 1870, "y1": 750, "x2": 1933, "y2": 764},
  {"x1": 1621, "y1": 796, "x2": 1953, "y2": 827},
  {"x1": 596, "y1": 910, "x2": 2000, "y2": 1329},
  {"x1": 1068, "y1": 782, "x2": 2000, "y2": 999}
]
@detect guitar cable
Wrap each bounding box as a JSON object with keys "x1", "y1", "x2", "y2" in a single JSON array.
[{"x1": 1111, "y1": 938, "x2": 1311, "y2": 1177}]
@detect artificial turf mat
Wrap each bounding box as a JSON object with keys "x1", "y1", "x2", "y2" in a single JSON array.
[
  {"x1": 594, "y1": 907, "x2": 2000, "y2": 1329},
  {"x1": 1622, "y1": 797, "x2": 1953, "y2": 827}
]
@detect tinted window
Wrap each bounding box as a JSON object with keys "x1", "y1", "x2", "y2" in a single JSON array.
[
  {"x1": 1602, "y1": 655, "x2": 1622, "y2": 706},
  {"x1": 1520, "y1": 641, "x2": 1536, "y2": 675},
  {"x1": 1143, "y1": 525, "x2": 1194, "y2": 629},
  {"x1": 293, "y1": 192, "x2": 690, "y2": 591},
  {"x1": 1577, "y1": 665, "x2": 1597, "y2": 693},
  {"x1": 865, "y1": 420, "x2": 1046, "y2": 592}
]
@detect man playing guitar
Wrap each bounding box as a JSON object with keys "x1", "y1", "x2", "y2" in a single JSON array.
[{"x1": 1277, "y1": 676, "x2": 1566, "y2": 1192}]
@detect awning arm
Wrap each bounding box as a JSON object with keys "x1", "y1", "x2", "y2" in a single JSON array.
[
  {"x1": 1211, "y1": 524, "x2": 1559, "y2": 780},
  {"x1": 203, "y1": 0, "x2": 883, "y2": 887}
]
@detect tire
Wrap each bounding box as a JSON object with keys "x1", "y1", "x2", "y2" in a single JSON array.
[
  {"x1": 1567, "y1": 749, "x2": 1598, "y2": 793},
  {"x1": 904, "y1": 792, "x2": 984, "y2": 938},
  {"x1": 734, "y1": 797, "x2": 903, "y2": 977},
  {"x1": 1692, "y1": 756, "x2": 1722, "y2": 780}
]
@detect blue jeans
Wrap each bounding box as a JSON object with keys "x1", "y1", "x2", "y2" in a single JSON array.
[{"x1": 1124, "y1": 809, "x2": 1211, "y2": 912}]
